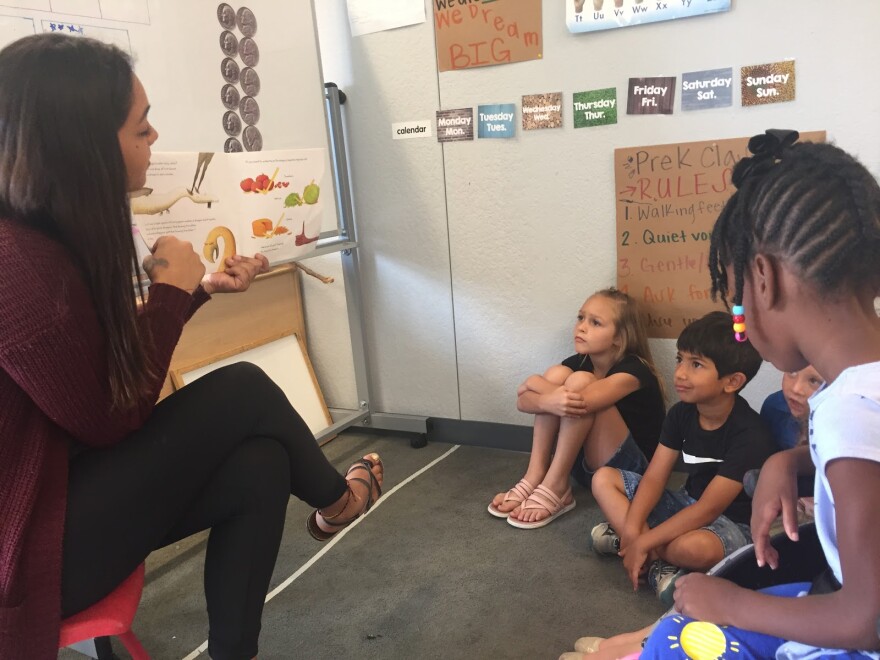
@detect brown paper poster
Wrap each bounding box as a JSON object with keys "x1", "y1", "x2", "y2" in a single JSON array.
[
  {"x1": 615, "y1": 131, "x2": 824, "y2": 338},
  {"x1": 433, "y1": 0, "x2": 542, "y2": 72}
]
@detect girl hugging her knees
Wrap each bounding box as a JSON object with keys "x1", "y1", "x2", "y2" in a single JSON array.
[{"x1": 489, "y1": 288, "x2": 666, "y2": 529}]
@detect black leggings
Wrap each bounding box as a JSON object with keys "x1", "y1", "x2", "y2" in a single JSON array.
[{"x1": 61, "y1": 362, "x2": 347, "y2": 660}]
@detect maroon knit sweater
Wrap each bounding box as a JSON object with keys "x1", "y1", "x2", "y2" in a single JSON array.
[{"x1": 0, "y1": 218, "x2": 209, "y2": 659}]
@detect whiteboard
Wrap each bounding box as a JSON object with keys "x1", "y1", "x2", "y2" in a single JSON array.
[
  {"x1": 0, "y1": 0, "x2": 340, "y2": 234},
  {"x1": 173, "y1": 333, "x2": 333, "y2": 435}
]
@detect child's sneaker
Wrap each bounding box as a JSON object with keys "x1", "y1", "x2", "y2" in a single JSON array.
[
  {"x1": 648, "y1": 559, "x2": 686, "y2": 607},
  {"x1": 589, "y1": 522, "x2": 620, "y2": 556}
]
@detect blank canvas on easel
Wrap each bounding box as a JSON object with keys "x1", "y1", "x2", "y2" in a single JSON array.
[{"x1": 171, "y1": 332, "x2": 332, "y2": 436}]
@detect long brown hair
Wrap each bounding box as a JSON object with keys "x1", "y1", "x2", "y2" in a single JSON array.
[
  {"x1": 593, "y1": 287, "x2": 667, "y2": 405},
  {"x1": 0, "y1": 34, "x2": 154, "y2": 410}
]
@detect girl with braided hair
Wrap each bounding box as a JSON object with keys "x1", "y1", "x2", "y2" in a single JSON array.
[
  {"x1": 638, "y1": 131, "x2": 880, "y2": 658},
  {"x1": 558, "y1": 132, "x2": 880, "y2": 659}
]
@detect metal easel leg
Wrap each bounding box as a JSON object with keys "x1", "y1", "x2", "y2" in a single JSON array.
[{"x1": 324, "y1": 83, "x2": 428, "y2": 447}]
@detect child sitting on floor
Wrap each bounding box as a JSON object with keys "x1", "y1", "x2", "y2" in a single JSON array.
[
  {"x1": 761, "y1": 365, "x2": 824, "y2": 450},
  {"x1": 563, "y1": 367, "x2": 823, "y2": 660},
  {"x1": 744, "y1": 365, "x2": 824, "y2": 511},
  {"x1": 589, "y1": 311, "x2": 776, "y2": 606},
  {"x1": 489, "y1": 288, "x2": 666, "y2": 529}
]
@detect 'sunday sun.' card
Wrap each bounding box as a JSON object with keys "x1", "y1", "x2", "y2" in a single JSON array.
[{"x1": 130, "y1": 148, "x2": 327, "y2": 270}]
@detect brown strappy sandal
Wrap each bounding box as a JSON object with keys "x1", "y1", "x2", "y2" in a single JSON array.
[{"x1": 306, "y1": 454, "x2": 383, "y2": 541}]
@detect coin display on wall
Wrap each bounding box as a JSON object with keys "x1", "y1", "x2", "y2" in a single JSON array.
[
  {"x1": 223, "y1": 110, "x2": 242, "y2": 137},
  {"x1": 239, "y1": 96, "x2": 260, "y2": 125},
  {"x1": 240, "y1": 67, "x2": 260, "y2": 97},
  {"x1": 221, "y1": 57, "x2": 240, "y2": 84},
  {"x1": 236, "y1": 7, "x2": 257, "y2": 38},
  {"x1": 243, "y1": 125, "x2": 263, "y2": 152},
  {"x1": 239, "y1": 37, "x2": 259, "y2": 67},
  {"x1": 219, "y1": 30, "x2": 238, "y2": 57},
  {"x1": 224, "y1": 137, "x2": 243, "y2": 153},
  {"x1": 221, "y1": 84, "x2": 240, "y2": 111},
  {"x1": 217, "y1": 3, "x2": 236, "y2": 30}
]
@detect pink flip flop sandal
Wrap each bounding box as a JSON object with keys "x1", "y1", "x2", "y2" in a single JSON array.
[
  {"x1": 507, "y1": 484, "x2": 576, "y2": 529},
  {"x1": 487, "y1": 478, "x2": 535, "y2": 518}
]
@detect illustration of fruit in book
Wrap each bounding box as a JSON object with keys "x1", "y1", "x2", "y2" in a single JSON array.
[
  {"x1": 303, "y1": 180, "x2": 320, "y2": 204},
  {"x1": 283, "y1": 180, "x2": 319, "y2": 209},
  {"x1": 284, "y1": 181, "x2": 321, "y2": 244},
  {"x1": 240, "y1": 167, "x2": 291, "y2": 194},
  {"x1": 129, "y1": 187, "x2": 218, "y2": 215},
  {"x1": 203, "y1": 226, "x2": 236, "y2": 271}
]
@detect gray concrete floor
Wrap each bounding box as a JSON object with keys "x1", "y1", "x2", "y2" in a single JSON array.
[{"x1": 61, "y1": 431, "x2": 668, "y2": 659}]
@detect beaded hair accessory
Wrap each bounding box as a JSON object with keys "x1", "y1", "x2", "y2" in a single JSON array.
[
  {"x1": 728, "y1": 129, "x2": 799, "y2": 343},
  {"x1": 732, "y1": 305, "x2": 746, "y2": 342}
]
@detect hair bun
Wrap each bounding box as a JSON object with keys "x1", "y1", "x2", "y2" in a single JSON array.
[{"x1": 732, "y1": 129, "x2": 800, "y2": 188}]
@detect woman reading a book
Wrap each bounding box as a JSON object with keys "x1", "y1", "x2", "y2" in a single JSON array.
[{"x1": 0, "y1": 34, "x2": 384, "y2": 660}]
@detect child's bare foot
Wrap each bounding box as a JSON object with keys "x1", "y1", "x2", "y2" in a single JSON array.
[{"x1": 308, "y1": 453, "x2": 383, "y2": 540}]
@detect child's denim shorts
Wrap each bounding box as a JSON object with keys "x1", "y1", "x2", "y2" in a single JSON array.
[
  {"x1": 570, "y1": 433, "x2": 648, "y2": 489},
  {"x1": 619, "y1": 469, "x2": 752, "y2": 557}
]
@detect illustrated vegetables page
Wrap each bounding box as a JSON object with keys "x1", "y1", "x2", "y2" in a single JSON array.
[{"x1": 131, "y1": 148, "x2": 327, "y2": 270}]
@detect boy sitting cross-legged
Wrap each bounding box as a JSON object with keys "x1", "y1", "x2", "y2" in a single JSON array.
[{"x1": 589, "y1": 311, "x2": 776, "y2": 606}]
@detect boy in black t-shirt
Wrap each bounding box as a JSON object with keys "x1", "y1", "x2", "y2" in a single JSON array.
[{"x1": 589, "y1": 311, "x2": 776, "y2": 606}]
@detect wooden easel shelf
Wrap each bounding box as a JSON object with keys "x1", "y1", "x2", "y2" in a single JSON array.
[{"x1": 159, "y1": 264, "x2": 307, "y2": 400}]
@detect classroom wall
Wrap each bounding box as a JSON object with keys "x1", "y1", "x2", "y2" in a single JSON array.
[{"x1": 309, "y1": 0, "x2": 880, "y2": 425}]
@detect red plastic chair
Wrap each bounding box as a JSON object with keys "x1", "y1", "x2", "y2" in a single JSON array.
[{"x1": 59, "y1": 563, "x2": 149, "y2": 659}]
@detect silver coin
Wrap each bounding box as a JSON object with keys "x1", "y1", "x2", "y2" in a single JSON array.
[
  {"x1": 223, "y1": 110, "x2": 242, "y2": 137},
  {"x1": 236, "y1": 7, "x2": 257, "y2": 38},
  {"x1": 217, "y1": 3, "x2": 235, "y2": 29},
  {"x1": 224, "y1": 137, "x2": 243, "y2": 153},
  {"x1": 220, "y1": 84, "x2": 240, "y2": 110},
  {"x1": 240, "y1": 67, "x2": 260, "y2": 97},
  {"x1": 239, "y1": 96, "x2": 260, "y2": 125},
  {"x1": 243, "y1": 125, "x2": 262, "y2": 151},
  {"x1": 219, "y1": 30, "x2": 238, "y2": 57},
  {"x1": 220, "y1": 57, "x2": 239, "y2": 84},
  {"x1": 239, "y1": 37, "x2": 259, "y2": 67}
]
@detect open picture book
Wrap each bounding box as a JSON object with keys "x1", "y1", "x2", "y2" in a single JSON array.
[{"x1": 131, "y1": 148, "x2": 328, "y2": 271}]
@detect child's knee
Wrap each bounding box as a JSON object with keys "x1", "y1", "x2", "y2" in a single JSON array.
[
  {"x1": 591, "y1": 465, "x2": 622, "y2": 496},
  {"x1": 564, "y1": 370, "x2": 597, "y2": 391},
  {"x1": 544, "y1": 364, "x2": 573, "y2": 383},
  {"x1": 663, "y1": 530, "x2": 724, "y2": 567}
]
